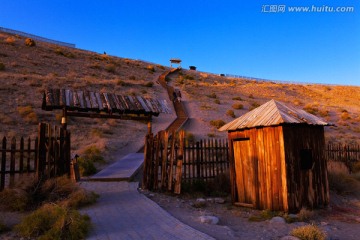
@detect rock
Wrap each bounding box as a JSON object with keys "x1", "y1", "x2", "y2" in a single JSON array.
[
  {"x1": 280, "y1": 236, "x2": 300, "y2": 240},
  {"x1": 148, "y1": 193, "x2": 155, "y2": 198},
  {"x1": 199, "y1": 216, "x2": 219, "y2": 225},
  {"x1": 355, "y1": 218, "x2": 360, "y2": 223},
  {"x1": 288, "y1": 214, "x2": 298, "y2": 219},
  {"x1": 320, "y1": 221, "x2": 328, "y2": 226},
  {"x1": 196, "y1": 198, "x2": 206, "y2": 203},
  {"x1": 270, "y1": 216, "x2": 286, "y2": 224},
  {"x1": 214, "y1": 197, "x2": 226, "y2": 204}
]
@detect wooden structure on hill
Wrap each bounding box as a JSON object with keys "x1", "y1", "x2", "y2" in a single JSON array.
[
  {"x1": 170, "y1": 58, "x2": 181, "y2": 68},
  {"x1": 219, "y1": 99, "x2": 331, "y2": 212},
  {"x1": 42, "y1": 89, "x2": 171, "y2": 121}
]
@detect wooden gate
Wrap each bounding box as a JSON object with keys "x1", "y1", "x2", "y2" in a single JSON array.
[{"x1": 0, "y1": 123, "x2": 71, "y2": 191}]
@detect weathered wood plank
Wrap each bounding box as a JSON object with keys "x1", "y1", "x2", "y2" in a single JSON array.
[
  {"x1": 84, "y1": 91, "x2": 92, "y2": 109},
  {"x1": 95, "y1": 92, "x2": 104, "y2": 111},
  {"x1": 77, "y1": 91, "x2": 86, "y2": 109},
  {"x1": 136, "y1": 96, "x2": 151, "y2": 112},
  {"x1": 89, "y1": 91, "x2": 99, "y2": 110}
]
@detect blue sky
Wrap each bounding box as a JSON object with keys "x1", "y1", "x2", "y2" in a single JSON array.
[{"x1": 1, "y1": 0, "x2": 359, "y2": 85}]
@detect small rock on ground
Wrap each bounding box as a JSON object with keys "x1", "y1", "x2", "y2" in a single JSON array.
[{"x1": 199, "y1": 216, "x2": 219, "y2": 225}]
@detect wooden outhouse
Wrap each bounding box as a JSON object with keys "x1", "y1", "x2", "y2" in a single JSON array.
[{"x1": 219, "y1": 100, "x2": 330, "y2": 212}]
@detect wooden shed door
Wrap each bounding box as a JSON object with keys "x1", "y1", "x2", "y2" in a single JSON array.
[{"x1": 233, "y1": 139, "x2": 256, "y2": 206}]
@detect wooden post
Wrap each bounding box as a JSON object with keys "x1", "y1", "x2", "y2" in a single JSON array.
[
  {"x1": 153, "y1": 133, "x2": 161, "y2": 190},
  {"x1": 61, "y1": 108, "x2": 67, "y2": 130},
  {"x1": 147, "y1": 120, "x2": 152, "y2": 135},
  {"x1": 174, "y1": 131, "x2": 185, "y2": 194},
  {"x1": 37, "y1": 123, "x2": 47, "y2": 181},
  {"x1": 1, "y1": 137, "x2": 6, "y2": 191},
  {"x1": 161, "y1": 131, "x2": 169, "y2": 189},
  {"x1": 167, "y1": 131, "x2": 176, "y2": 191},
  {"x1": 10, "y1": 137, "x2": 16, "y2": 187}
]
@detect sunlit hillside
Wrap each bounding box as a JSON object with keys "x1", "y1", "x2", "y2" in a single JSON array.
[{"x1": 0, "y1": 31, "x2": 359, "y2": 168}]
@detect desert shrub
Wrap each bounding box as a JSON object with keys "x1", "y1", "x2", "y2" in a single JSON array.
[
  {"x1": 226, "y1": 110, "x2": 236, "y2": 118},
  {"x1": 165, "y1": 76, "x2": 171, "y2": 82},
  {"x1": 157, "y1": 65, "x2": 165, "y2": 70},
  {"x1": 105, "y1": 64, "x2": 116, "y2": 73},
  {"x1": 177, "y1": 76, "x2": 185, "y2": 85},
  {"x1": 291, "y1": 224, "x2": 326, "y2": 240},
  {"x1": 0, "y1": 187, "x2": 29, "y2": 211},
  {"x1": 214, "y1": 99, "x2": 221, "y2": 104},
  {"x1": 40, "y1": 175, "x2": 80, "y2": 203},
  {"x1": 351, "y1": 161, "x2": 360, "y2": 173},
  {"x1": 144, "y1": 82, "x2": 154, "y2": 87},
  {"x1": 298, "y1": 207, "x2": 315, "y2": 222},
  {"x1": 117, "y1": 79, "x2": 130, "y2": 86},
  {"x1": 249, "y1": 102, "x2": 261, "y2": 110},
  {"x1": 210, "y1": 119, "x2": 226, "y2": 129},
  {"x1": 319, "y1": 110, "x2": 329, "y2": 118},
  {"x1": 232, "y1": 96, "x2": 243, "y2": 101},
  {"x1": 340, "y1": 110, "x2": 351, "y2": 120},
  {"x1": 89, "y1": 63, "x2": 101, "y2": 69},
  {"x1": 185, "y1": 131, "x2": 195, "y2": 144},
  {"x1": 0, "y1": 62, "x2": 5, "y2": 71},
  {"x1": 0, "y1": 175, "x2": 96, "y2": 211},
  {"x1": 192, "y1": 200, "x2": 207, "y2": 208},
  {"x1": 184, "y1": 74, "x2": 194, "y2": 80},
  {"x1": 232, "y1": 103, "x2": 243, "y2": 110},
  {"x1": 207, "y1": 92, "x2": 217, "y2": 98},
  {"x1": 62, "y1": 189, "x2": 99, "y2": 209},
  {"x1": 77, "y1": 157, "x2": 97, "y2": 176},
  {"x1": 91, "y1": 128, "x2": 103, "y2": 138},
  {"x1": 4, "y1": 36, "x2": 16, "y2": 45},
  {"x1": 328, "y1": 172, "x2": 360, "y2": 196},
  {"x1": 303, "y1": 104, "x2": 318, "y2": 115},
  {"x1": 25, "y1": 38, "x2": 36, "y2": 47},
  {"x1": 15, "y1": 204, "x2": 91, "y2": 240},
  {"x1": 54, "y1": 48, "x2": 75, "y2": 58},
  {"x1": 77, "y1": 146, "x2": 105, "y2": 176},
  {"x1": 248, "y1": 209, "x2": 279, "y2": 222},
  {"x1": 207, "y1": 133, "x2": 216, "y2": 138},
  {"x1": 146, "y1": 65, "x2": 155, "y2": 72},
  {"x1": 17, "y1": 105, "x2": 38, "y2": 123},
  {"x1": 294, "y1": 99, "x2": 302, "y2": 106},
  {"x1": 248, "y1": 94, "x2": 254, "y2": 99},
  {"x1": 129, "y1": 75, "x2": 136, "y2": 80}
]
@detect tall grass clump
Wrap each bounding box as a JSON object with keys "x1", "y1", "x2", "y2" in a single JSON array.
[
  {"x1": 15, "y1": 204, "x2": 91, "y2": 240},
  {"x1": 290, "y1": 225, "x2": 326, "y2": 240},
  {"x1": 210, "y1": 119, "x2": 226, "y2": 129},
  {"x1": 77, "y1": 146, "x2": 105, "y2": 176},
  {"x1": 25, "y1": 38, "x2": 36, "y2": 47},
  {"x1": 226, "y1": 110, "x2": 236, "y2": 118},
  {"x1": 232, "y1": 103, "x2": 243, "y2": 110}
]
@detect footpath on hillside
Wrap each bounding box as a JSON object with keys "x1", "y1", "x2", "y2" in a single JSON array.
[{"x1": 79, "y1": 69, "x2": 213, "y2": 240}]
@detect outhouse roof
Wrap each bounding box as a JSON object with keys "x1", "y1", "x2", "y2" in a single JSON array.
[{"x1": 219, "y1": 99, "x2": 330, "y2": 131}]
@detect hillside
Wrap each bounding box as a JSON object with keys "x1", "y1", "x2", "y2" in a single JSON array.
[
  {"x1": 0, "y1": 32, "x2": 175, "y2": 163},
  {"x1": 0, "y1": 31, "x2": 359, "y2": 166}
]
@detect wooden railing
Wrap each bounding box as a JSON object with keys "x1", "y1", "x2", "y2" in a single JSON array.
[{"x1": 326, "y1": 143, "x2": 360, "y2": 171}]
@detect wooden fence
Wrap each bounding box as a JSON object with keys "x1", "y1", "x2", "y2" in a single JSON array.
[
  {"x1": 0, "y1": 123, "x2": 71, "y2": 191},
  {"x1": 325, "y1": 143, "x2": 360, "y2": 171},
  {"x1": 142, "y1": 130, "x2": 229, "y2": 194}
]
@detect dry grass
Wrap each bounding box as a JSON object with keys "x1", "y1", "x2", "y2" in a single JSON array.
[{"x1": 291, "y1": 225, "x2": 326, "y2": 240}]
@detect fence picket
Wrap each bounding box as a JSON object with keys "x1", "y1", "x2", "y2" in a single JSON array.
[{"x1": 1, "y1": 137, "x2": 6, "y2": 190}]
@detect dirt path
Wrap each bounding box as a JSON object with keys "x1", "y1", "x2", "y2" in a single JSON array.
[{"x1": 145, "y1": 191, "x2": 360, "y2": 240}]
